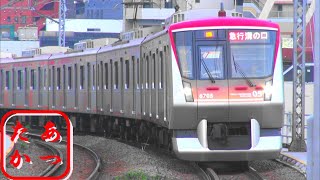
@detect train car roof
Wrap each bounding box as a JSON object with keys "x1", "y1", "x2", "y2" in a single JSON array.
[
  {"x1": 98, "y1": 38, "x2": 144, "y2": 54},
  {"x1": 0, "y1": 54, "x2": 52, "y2": 64},
  {"x1": 49, "y1": 47, "x2": 100, "y2": 59},
  {"x1": 169, "y1": 17, "x2": 280, "y2": 32}
]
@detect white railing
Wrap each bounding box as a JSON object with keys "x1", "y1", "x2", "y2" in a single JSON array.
[
  {"x1": 281, "y1": 112, "x2": 309, "y2": 146},
  {"x1": 269, "y1": 11, "x2": 294, "y2": 18}
]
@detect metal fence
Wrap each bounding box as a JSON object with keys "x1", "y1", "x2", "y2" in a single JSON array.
[{"x1": 281, "y1": 112, "x2": 309, "y2": 147}]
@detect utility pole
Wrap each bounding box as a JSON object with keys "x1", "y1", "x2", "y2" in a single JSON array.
[
  {"x1": 59, "y1": 0, "x2": 66, "y2": 47},
  {"x1": 290, "y1": 0, "x2": 307, "y2": 151}
]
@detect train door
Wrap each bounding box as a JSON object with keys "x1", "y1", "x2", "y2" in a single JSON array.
[{"x1": 195, "y1": 41, "x2": 229, "y2": 123}]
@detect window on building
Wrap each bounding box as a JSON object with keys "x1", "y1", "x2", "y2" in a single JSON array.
[
  {"x1": 195, "y1": 0, "x2": 200, "y2": 3},
  {"x1": 7, "y1": 16, "x2": 11, "y2": 22},
  {"x1": 41, "y1": 2, "x2": 54, "y2": 10},
  {"x1": 14, "y1": 17, "x2": 18, "y2": 22},
  {"x1": 278, "y1": 5, "x2": 283, "y2": 11},
  {"x1": 21, "y1": 16, "x2": 26, "y2": 24},
  {"x1": 33, "y1": 17, "x2": 40, "y2": 22}
]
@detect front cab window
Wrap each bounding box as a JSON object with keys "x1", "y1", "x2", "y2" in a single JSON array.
[{"x1": 174, "y1": 31, "x2": 194, "y2": 79}]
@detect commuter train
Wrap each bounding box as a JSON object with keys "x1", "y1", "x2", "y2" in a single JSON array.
[{"x1": 0, "y1": 17, "x2": 284, "y2": 161}]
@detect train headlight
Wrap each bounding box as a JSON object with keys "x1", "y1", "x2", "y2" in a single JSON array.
[
  {"x1": 183, "y1": 81, "x2": 194, "y2": 102},
  {"x1": 264, "y1": 80, "x2": 273, "y2": 101}
]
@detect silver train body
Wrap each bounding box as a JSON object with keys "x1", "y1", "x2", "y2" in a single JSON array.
[{"x1": 0, "y1": 17, "x2": 284, "y2": 161}]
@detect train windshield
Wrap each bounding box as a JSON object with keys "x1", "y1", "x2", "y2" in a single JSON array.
[
  {"x1": 199, "y1": 46, "x2": 224, "y2": 79},
  {"x1": 173, "y1": 30, "x2": 276, "y2": 79},
  {"x1": 229, "y1": 30, "x2": 276, "y2": 78}
]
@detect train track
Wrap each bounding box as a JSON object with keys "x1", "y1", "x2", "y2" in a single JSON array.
[
  {"x1": 6, "y1": 130, "x2": 101, "y2": 179},
  {"x1": 195, "y1": 162, "x2": 265, "y2": 180},
  {"x1": 34, "y1": 140, "x2": 63, "y2": 177}
]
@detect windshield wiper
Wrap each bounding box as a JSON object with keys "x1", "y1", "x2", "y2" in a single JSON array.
[
  {"x1": 201, "y1": 57, "x2": 215, "y2": 84},
  {"x1": 232, "y1": 55, "x2": 255, "y2": 87}
]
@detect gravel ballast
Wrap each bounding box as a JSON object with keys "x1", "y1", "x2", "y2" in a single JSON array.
[{"x1": 73, "y1": 135, "x2": 201, "y2": 179}]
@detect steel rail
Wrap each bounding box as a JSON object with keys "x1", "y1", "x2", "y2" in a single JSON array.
[
  {"x1": 246, "y1": 166, "x2": 265, "y2": 180},
  {"x1": 35, "y1": 140, "x2": 63, "y2": 177},
  {"x1": 6, "y1": 130, "x2": 101, "y2": 179}
]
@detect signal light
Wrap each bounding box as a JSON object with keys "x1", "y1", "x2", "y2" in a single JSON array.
[{"x1": 205, "y1": 31, "x2": 213, "y2": 38}]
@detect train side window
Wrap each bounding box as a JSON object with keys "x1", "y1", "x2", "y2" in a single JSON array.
[
  {"x1": 87, "y1": 63, "x2": 91, "y2": 90},
  {"x1": 97, "y1": 64, "x2": 100, "y2": 89},
  {"x1": 159, "y1": 51, "x2": 163, "y2": 89},
  {"x1": 104, "y1": 63, "x2": 108, "y2": 89},
  {"x1": 153, "y1": 53, "x2": 156, "y2": 89},
  {"x1": 68, "y1": 66, "x2": 72, "y2": 89},
  {"x1": 44, "y1": 68, "x2": 47, "y2": 89},
  {"x1": 6, "y1": 71, "x2": 10, "y2": 90},
  {"x1": 63, "y1": 65, "x2": 66, "y2": 90},
  {"x1": 125, "y1": 60, "x2": 129, "y2": 89},
  {"x1": 57, "y1": 67, "x2": 61, "y2": 90},
  {"x1": 18, "y1": 70, "x2": 22, "y2": 90},
  {"x1": 0, "y1": 70, "x2": 3, "y2": 92},
  {"x1": 146, "y1": 56, "x2": 149, "y2": 89},
  {"x1": 141, "y1": 57, "x2": 144, "y2": 89},
  {"x1": 31, "y1": 69, "x2": 35, "y2": 90},
  {"x1": 38, "y1": 67, "x2": 42, "y2": 90},
  {"x1": 114, "y1": 61, "x2": 118, "y2": 89},
  {"x1": 132, "y1": 56, "x2": 135, "y2": 90},
  {"x1": 49, "y1": 68, "x2": 51, "y2": 90},
  {"x1": 137, "y1": 58, "x2": 139, "y2": 89},
  {"x1": 80, "y1": 65, "x2": 84, "y2": 89},
  {"x1": 120, "y1": 58, "x2": 123, "y2": 90},
  {"x1": 93, "y1": 64, "x2": 95, "y2": 89}
]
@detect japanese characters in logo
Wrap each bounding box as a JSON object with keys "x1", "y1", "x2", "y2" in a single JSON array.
[{"x1": 1, "y1": 110, "x2": 73, "y2": 179}]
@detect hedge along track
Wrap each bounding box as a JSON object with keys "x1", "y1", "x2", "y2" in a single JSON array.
[{"x1": 6, "y1": 130, "x2": 101, "y2": 179}]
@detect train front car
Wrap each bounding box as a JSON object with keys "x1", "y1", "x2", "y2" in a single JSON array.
[{"x1": 168, "y1": 18, "x2": 283, "y2": 161}]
